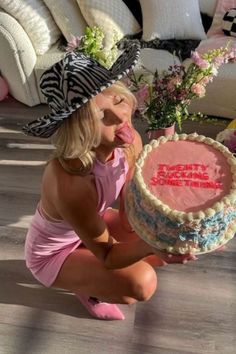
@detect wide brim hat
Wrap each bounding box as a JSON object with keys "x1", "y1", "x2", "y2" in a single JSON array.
[{"x1": 22, "y1": 44, "x2": 140, "y2": 138}]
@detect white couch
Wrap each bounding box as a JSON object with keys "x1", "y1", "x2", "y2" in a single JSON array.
[{"x1": 0, "y1": 0, "x2": 235, "y2": 119}]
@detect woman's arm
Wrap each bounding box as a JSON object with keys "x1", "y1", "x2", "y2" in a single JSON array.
[
  {"x1": 55, "y1": 156, "x2": 196, "y2": 270},
  {"x1": 56, "y1": 173, "x2": 154, "y2": 269},
  {"x1": 119, "y1": 129, "x2": 143, "y2": 231}
]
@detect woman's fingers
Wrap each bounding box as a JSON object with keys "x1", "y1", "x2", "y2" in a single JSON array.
[
  {"x1": 155, "y1": 250, "x2": 198, "y2": 264},
  {"x1": 169, "y1": 253, "x2": 198, "y2": 264},
  {"x1": 182, "y1": 254, "x2": 198, "y2": 264},
  {"x1": 216, "y1": 245, "x2": 226, "y2": 252}
]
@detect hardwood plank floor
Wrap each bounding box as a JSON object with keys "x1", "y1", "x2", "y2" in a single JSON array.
[{"x1": 0, "y1": 97, "x2": 235, "y2": 354}]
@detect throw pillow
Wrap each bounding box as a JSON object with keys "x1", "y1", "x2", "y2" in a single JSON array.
[
  {"x1": 207, "y1": 0, "x2": 236, "y2": 37},
  {"x1": 198, "y1": 0, "x2": 217, "y2": 17},
  {"x1": 139, "y1": 0, "x2": 207, "y2": 41},
  {"x1": 1, "y1": 0, "x2": 61, "y2": 55},
  {"x1": 43, "y1": 0, "x2": 87, "y2": 42},
  {"x1": 122, "y1": 0, "x2": 143, "y2": 26},
  {"x1": 76, "y1": 0, "x2": 141, "y2": 50},
  {"x1": 222, "y1": 8, "x2": 236, "y2": 37}
]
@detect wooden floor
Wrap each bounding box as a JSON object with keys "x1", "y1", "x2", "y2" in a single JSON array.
[{"x1": 0, "y1": 97, "x2": 235, "y2": 354}]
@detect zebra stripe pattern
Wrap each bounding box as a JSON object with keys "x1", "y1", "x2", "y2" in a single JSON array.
[{"x1": 22, "y1": 44, "x2": 140, "y2": 138}]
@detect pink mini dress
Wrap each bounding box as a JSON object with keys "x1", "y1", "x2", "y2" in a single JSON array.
[{"x1": 25, "y1": 148, "x2": 129, "y2": 287}]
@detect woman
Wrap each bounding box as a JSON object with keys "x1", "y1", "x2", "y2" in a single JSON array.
[{"x1": 23, "y1": 45, "x2": 196, "y2": 320}]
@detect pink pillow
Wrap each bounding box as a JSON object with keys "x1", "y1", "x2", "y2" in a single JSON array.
[{"x1": 207, "y1": 0, "x2": 236, "y2": 37}]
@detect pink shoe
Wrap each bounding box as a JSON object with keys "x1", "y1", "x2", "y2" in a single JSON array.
[{"x1": 75, "y1": 294, "x2": 125, "y2": 320}]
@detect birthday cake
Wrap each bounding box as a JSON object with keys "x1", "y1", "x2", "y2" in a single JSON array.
[{"x1": 125, "y1": 133, "x2": 236, "y2": 254}]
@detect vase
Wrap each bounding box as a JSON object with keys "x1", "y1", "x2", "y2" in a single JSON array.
[{"x1": 147, "y1": 123, "x2": 175, "y2": 140}]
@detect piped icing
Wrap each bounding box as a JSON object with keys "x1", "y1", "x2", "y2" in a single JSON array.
[{"x1": 125, "y1": 133, "x2": 236, "y2": 254}]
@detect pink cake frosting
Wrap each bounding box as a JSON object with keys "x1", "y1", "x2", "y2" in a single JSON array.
[{"x1": 142, "y1": 140, "x2": 232, "y2": 212}]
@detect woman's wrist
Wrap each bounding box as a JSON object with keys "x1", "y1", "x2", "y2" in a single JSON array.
[{"x1": 136, "y1": 238, "x2": 154, "y2": 257}]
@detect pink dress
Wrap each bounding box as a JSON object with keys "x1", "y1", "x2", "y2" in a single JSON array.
[{"x1": 25, "y1": 148, "x2": 129, "y2": 287}]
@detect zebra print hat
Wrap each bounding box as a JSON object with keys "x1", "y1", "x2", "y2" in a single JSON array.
[{"x1": 22, "y1": 43, "x2": 140, "y2": 138}]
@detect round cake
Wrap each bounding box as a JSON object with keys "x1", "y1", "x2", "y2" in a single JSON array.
[{"x1": 125, "y1": 133, "x2": 236, "y2": 254}]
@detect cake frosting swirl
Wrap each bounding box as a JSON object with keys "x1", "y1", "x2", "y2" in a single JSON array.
[{"x1": 125, "y1": 133, "x2": 236, "y2": 254}]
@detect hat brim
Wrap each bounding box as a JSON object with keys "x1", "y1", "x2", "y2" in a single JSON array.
[{"x1": 22, "y1": 44, "x2": 140, "y2": 138}]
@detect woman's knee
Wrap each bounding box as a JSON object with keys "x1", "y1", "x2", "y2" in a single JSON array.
[{"x1": 125, "y1": 265, "x2": 158, "y2": 303}]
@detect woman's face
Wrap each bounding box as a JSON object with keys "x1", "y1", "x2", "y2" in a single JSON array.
[{"x1": 94, "y1": 90, "x2": 134, "y2": 147}]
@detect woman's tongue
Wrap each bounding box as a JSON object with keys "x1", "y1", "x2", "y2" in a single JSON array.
[{"x1": 115, "y1": 123, "x2": 134, "y2": 144}]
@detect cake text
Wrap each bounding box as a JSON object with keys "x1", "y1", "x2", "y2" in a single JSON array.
[{"x1": 150, "y1": 164, "x2": 223, "y2": 189}]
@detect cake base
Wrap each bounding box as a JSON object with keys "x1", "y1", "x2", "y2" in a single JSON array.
[{"x1": 126, "y1": 185, "x2": 236, "y2": 255}]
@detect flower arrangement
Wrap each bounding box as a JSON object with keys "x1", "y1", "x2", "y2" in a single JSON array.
[
  {"x1": 66, "y1": 26, "x2": 118, "y2": 69},
  {"x1": 66, "y1": 27, "x2": 236, "y2": 131},
  {"x1": 128, "y1": 46, "x2": 236, "y2": 131}
]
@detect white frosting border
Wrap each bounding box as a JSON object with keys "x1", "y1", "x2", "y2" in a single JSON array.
[
  {"x1": 126, "y1": 185, "x2": 236, "y2": 254},
  {"x1": 135, "y1": 132, "x2": 236, "y2": 222}
]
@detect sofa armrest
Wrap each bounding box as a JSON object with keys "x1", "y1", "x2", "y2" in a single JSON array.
[{"x1": 0, "y1": 10, "x2": 40, "y2": 106}]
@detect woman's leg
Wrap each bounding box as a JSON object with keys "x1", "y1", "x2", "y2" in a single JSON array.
[
  {"x1": 52, "y1": 245, "x2": 157, "y2": 320},
  {"x1": 51, "y1": 207, "x2": 157, "y2": 319},
  {"x1": 52, "y1": 246, "x2": 157, "y2": 305}
]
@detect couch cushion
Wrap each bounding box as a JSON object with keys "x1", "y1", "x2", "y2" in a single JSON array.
[
  {"x1": 76, "y1": 0, "x2": 141, "y2": 50},
  {"x1": 138, "y1": 48, "x2": 181, "y2": 75},
  {"x1": 0, "y1": 10, "x2": 40, "y2": 106},
  {"x1": 140, "y1": 0, "x2": 207, "y2": 41},
  {"x1": 44, "y1": 0, "x2": 87, "y2": 42},
  {"x1": 1, "y1": 0, "x2": 61, "y2": 55}
]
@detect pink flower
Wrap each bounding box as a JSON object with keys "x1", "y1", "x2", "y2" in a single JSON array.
[
  {"x1": 213, "y1": 55, "x2": 225, "y2": 68},
  {"x1": 135, "y1": 84, "x2": 149, "y2": 112},
  {"x1": 136, "y1": 84, "x2": 149, "y2": 99},
  {"x1": 199, "y1": 76, "x2": 212, "y2": 85},
  {"x1": 167, "y1": 75, "x2": 182, "y2": 92},
  {"x1": 66, "y1": 36, "x2": 81, "y2": 52},
  {"x1": 175, "y1": 88, "x2": 188, "y2": 101},
  {"x1": 191, "y1": 83, "x2": 206, "y2": 97},
  {"x1": 227, "y1": 48, "x2": 236, "y2": 62},
  {"x1": 211, "y1": 65, "x2": 218, "y2": 76},
  {"x1": 191, "y1": 51, "x2": 209, "y2": 69}
]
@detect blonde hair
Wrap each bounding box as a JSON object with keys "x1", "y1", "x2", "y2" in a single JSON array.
[{"x1": 51, "y1": 81, "x2": 137, "y2": 174}]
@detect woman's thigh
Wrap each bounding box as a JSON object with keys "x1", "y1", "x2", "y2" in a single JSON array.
[
  {"x1": 103, "y1": 208, "x2": 139, "y2": 242},
  {"x1": 52, "y1": 246, "x2": 157, "y2": 304}
]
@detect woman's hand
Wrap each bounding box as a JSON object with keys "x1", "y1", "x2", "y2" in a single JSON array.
[
  {"x1": 152, "y1": 247, "x2": 198, "y2": 265},
  {"x1": 215, "y1": 245, "x2": 226, "y2": 252},
  {"x1": 151, "y1": 244, "x2": 225, "y2": 266}
]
